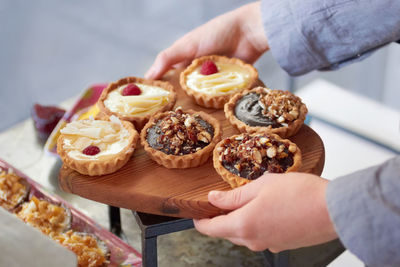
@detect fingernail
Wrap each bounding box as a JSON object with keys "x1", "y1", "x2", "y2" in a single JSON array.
[{"x1": 209, "y1": 190, "x2": 222, "y2": 199}]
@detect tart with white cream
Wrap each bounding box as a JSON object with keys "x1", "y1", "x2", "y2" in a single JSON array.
[
  {"x1": 213, "y1": 133, "x2": 301, "y2": 188},
  {"x1": 97, "y1": 77, "x2": 176, "y2": 130},
  {"x1": 225, "y1": 87, "x2": 308, "y2": 138},
  {"x1": 57, "y1": 116, "x2": 139, "y2": 176},
  {"x1": 180, "y1": 55, "x2": 258, "y2": 109}
]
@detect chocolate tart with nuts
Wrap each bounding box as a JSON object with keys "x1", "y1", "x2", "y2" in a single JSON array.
[
  {"x1": 57, "y1": 116, "x2": 139, "y2": 176},
  {"x1": 141, "y1": 107, "x2": 222, "y2": 168},
  {"x1": 180, "y1": 55, "x2": 258, "y2": 109},
  {"x1": 213, "y1": 133, "x2": 302, "y2": 188},
  {"x1": 225, "y1": 87, "x2": 308, "y2": 138},
  {"x1": 97, "y1": 76, "x2": 177, "y2": 130}
]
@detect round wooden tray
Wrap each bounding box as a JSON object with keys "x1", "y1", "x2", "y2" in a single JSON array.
[{"x1": 59, "y1": 70, "x2": 325, "y2": 219}]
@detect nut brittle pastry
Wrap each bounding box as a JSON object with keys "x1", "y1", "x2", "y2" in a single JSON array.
[
  {"x1": 98, "y1": 76, "x2": 177, "y2": 130},
  {"x1": 53, "y1": 230, "x2": 110, "y2": 267},
  {"x1": 17, "y1": 196, "x2": 71, "y2": 237},
  {"x1": 213, "y1": 133, "x2": 301, "y2": 188},
  {"x1": 225, "y1": 87, "x2": 308, "y2": 138},
  {"x1": 57, "y1": 116, "x2": 139, "y2": 176},
  {"x1": 141, "y1": 107, "x2": 222, "y2": 168},
  {"x1": 0, "y1": 171, "x2": 29, "y2": 211},
  {"x1": 180, "y1": 55, "x2": 258, "y2": 109}
]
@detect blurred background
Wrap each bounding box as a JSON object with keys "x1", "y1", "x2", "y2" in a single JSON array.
[{"x1": 1, "y1": 0, "x2": 399, "y2": 131}]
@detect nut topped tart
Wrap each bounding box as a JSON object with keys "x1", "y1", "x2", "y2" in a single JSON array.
[
  {"x1": 141, "y1": 107, "x2": 222, "y2": 168},
  {"x1": 213, "y1": 133, "x2": 301, "y2": 188},
  {"x1": 0, "y1": 171, "x2": 29, "y2": 211},
  {"x1": 17, "y1": 196, "x2": 71, "y2": 237},
  {"x1": 225, "y1": 87, "x2": 308, "y2": 138},
  {"x1": 57, "y1": 116, "x2": 139, "y2": 176},
  {"x1": 180, "y1": 55, "x2": 258, "y2": 109},
  {"x1": 98, "y1": 76, "x2": 177, "y2": 130}
]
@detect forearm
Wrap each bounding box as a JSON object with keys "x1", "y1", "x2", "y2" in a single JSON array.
[
  {"x1": 261, "y1": 0, "x2": 400, "y2": 75},
  {"x1": 326, "y1": 156, "x2": 400, "y2": 266}
]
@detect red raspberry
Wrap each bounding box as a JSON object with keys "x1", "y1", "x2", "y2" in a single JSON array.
[
  {"x1": 200, "y1": 60, "x2": 218, "y2": 75},
  {"x1": 122, "y1": 84, "x2": 141, "y2": 96},
  {"x1": 82, "y1": 145, "x2": 100, "y2": 156}
]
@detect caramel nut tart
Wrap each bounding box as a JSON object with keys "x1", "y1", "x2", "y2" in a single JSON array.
[
  {"x1": 53, "y1": 230, "x2": 110, "y2": 267},
  {"x1": 225, "y1": 87, "x2": 308, "y2": 138},
  {"x1": 180, "y1": 55, "x2": 258, "y2": 109},
  {"x1": 0, "y1": 171, "x2": 30, "y2": 211},
  {"x1": 17, "y1": 196, "x2": 71, "y2": 237},
  {"x1": 141, "y1": 107, "x2": 222, "y2": 168},
  {"x1": 213, "y1": 133, "x2": 302, "y2": 188},
  {"x1": 57, "y1": 116, "x2": 139, "y2": 176},
  {"x1": 98, "y1": 76, "x2": 177, "y2": 130}
]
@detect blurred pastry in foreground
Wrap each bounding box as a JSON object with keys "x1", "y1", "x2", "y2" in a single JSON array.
[
  {"x1": 213, "y1": 133, "x2": 301, "y2": 188},
  {"x1": 17, "y1": 196, "x2": 71, "y2": 237},
  {"x1": 53, "y1": 230, "x2": 110, "y2": 267},
  {"x1": 225, "y1": 87, "x2": 307, "y2": 138},
  {"x1": 0, "y1": 171, "x2": 29, "y2": 211},
  {"x1": 57, "y1": 116, "x2": 139, "y2": 176},
  {"x1": 97, "y1": 76, "x2": 176, "y2": 130},
  {"x1": 180, "y1": 55, "x2": 258, "y2": 109}
]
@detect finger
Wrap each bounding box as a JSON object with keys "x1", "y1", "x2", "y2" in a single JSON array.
[
  {"x1": 207, "y1": 179, "x2": 263, "y2": 210},
  {"x1": 145, "y1": 40, "x2": 197, "y2": 80},
  {"x1": 194, "y1": 214, "x2": 237, "y2": 238}
]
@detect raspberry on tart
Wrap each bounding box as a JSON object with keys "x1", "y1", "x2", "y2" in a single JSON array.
[
  {"x1": 97, "y1": 76, "x2": 177, "y2": 130},
  {"x1": 180, "y1": 55, "x2": 258, "y2": 109},
  {"x1": 141, "y1": 107, "x2": 222, "y2": 169},
  {"x1": 57, "y1": 116, "x2": 139, "y2": 176},
  {"x1": 225, "y1": 87, "x2": 308, "y2": 138},
  {"x1": 213, "y1": 133, "x2": 302, "y2": 188}
]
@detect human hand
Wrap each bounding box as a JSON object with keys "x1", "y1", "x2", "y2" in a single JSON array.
[
  {"x1": 145, "y1": 2, "x2": 269, "y2": 80},
  {"x1": 194, "y1": 173, "x2": 338, "y2": 252}
]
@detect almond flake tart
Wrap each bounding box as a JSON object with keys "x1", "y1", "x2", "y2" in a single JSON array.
[
  {"x1": 213, "y1": 133, "x2": 302, "y2": 188},
  {"x1": 97, "y1": 76, "x2": 177, "y2": 130},
  {"x1": 141, "y1": 107, "x2": 222, "y2": 168},
  {"x1": 180, "y1": 55, "x2": 258, "y2": 109},
  {"x1": 225, "y1": 87, "x2": 308, "y2": 138},
  {"x1": 57, "y1": 116, "x2": 139, "y2": 176}
]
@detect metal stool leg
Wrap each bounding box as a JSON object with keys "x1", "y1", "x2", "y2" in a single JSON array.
[
  {"x1": 108, "y1": 206, "x2": 122, "y2": 237},
  {"x1": 142, "y1": 236, "x2": 158, "y2": 267}
]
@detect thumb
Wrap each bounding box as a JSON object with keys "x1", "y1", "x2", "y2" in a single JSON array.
[{"x1": 208, "y1": 182, "x2": 259, "y2": 210}]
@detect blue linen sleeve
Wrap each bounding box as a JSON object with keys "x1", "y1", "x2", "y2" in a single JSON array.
[
  {"x1": 261, "y1": 0, "x2": 400, "y2": 76},
  {"x1": 326, "y1": 156, "x2": 400, "y2": 266}
]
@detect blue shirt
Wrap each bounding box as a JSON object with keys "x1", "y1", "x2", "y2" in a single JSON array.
[{"x1": 261, "y1": 1, "x2": 400, "y2": 265}]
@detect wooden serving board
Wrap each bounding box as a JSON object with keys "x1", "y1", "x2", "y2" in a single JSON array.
[{"x1": 59, "y1": 70, "x2": 325, "y2": 219}]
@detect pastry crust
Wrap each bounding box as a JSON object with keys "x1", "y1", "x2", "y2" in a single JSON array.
[
  {"x1": 57, "y1": 119, "x2": 139, "y2": 176},
  {"x1": 213, "y1": 133, "x2": 302, "y2": 188},
  {"x1": 141, "y1": 109, "x2": 222, "y2": 169},
  {"x1": 180, "y1": 55, "x2": 258, "y2": 109},
  {"x1": 225, "y1": 87, "x2": 308, "y2": 138},
  {"x1": 97, "y1": 76, "x2": 177, "y2": 130}
]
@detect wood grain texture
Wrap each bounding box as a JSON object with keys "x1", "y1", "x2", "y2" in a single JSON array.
[{"x1": 59, "y1": 70, "x2": 325, "y2": 219}]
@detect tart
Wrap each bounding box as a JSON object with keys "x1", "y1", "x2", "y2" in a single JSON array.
[
  {"x1": 97, "y1": 76, "x2": 177, "y2": 130},
  {"x1": 57, "y1": 116, "x2": 139, "y2": 176},
  {"x1": 53, "y1": 230, "x2": 109, "y2": 267},
  {"x1": 0, "y1": 171, "x2": 30, "y2": 211},
  {"x1": 213, "y1": 133, "x2": 302, "y2": 188},
  {"x1": 180, "y1": 55, "x2": 258, "y2": 109},
  {"x1": 17, "y1": 196, "x2": 71, "y2": 237},
  {"x1": 141, "y1": 107, "x2": 222, "y2": 168},
  {"x1": 225, "y1": 87, "x2": 308, "y2": 138}
]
